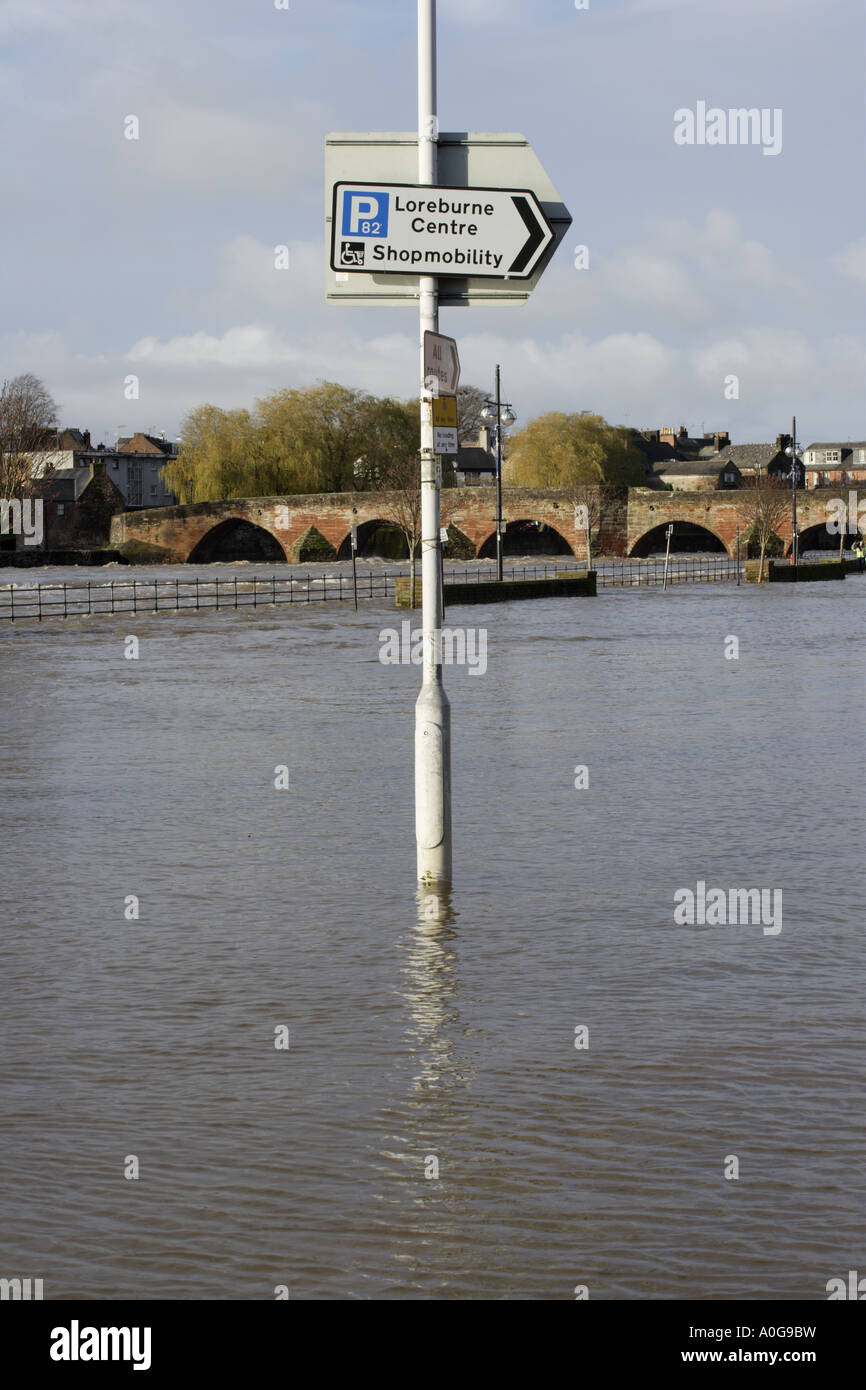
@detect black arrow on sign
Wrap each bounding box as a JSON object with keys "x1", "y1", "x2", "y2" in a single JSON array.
[{"x1": 508, "y1": 195, "x2": 547, "y2": 274}]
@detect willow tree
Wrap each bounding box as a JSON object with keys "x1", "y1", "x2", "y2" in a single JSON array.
[
  {"x1": 506, "y1": 412, "x2": 645, "y2": 488},
  {"x1": 257, "y1": 382, "x2": 373, "y2": 494},
  {"x1": 160, "y1": 404, "x2": 260, "y2": 502},
  {"x1": 165, "y1": 384, "x2": 424, "y2": 502}
]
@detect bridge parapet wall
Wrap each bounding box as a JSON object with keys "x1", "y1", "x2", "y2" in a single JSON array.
[{"x1": 109, "y1": 485, "x2": 857, "y2": 563}]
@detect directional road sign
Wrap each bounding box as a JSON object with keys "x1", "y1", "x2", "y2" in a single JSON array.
[
  {"x1": 332, "y1": 182, "x2": 552, "y2": 280},
  {"x1": 423, "y1": 331, "x2": 460, "y2": 395},
  {"x1": 325, "y1": 132, "x2": 572, "y2": 306}
]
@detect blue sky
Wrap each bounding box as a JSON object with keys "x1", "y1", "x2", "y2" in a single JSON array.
[{"x1": 0, "y1": 0, "x2": 863, "y2": 446}]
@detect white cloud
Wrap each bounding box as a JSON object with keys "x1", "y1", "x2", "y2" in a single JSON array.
[
  {"x1": 438, "y1": 0, "x2": 525, "y2": 26},
  {"x1": 831, "y1": 238, "x2": 866, "y2": 286},
  {"x1": 111, "y1": 97, "x2": 326, "y2": 198},
  {"x1": 0, "y1": 0, "x2": 135, "y2": 38}
]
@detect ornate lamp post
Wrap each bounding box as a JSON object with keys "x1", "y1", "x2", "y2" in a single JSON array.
[
  {"x1": 481, "y1": 365, "x2": 516, "y2": 581},
  {"x1": 784, "y1": 417, "x2": 805, "y2": 566}
]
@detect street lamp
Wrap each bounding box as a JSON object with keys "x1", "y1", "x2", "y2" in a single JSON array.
[
  {"x1": 784, "y1": 415, "x2": 805, "y2": 566},
  {"x1": 481, "y1": 365, "x2": 516, "y2": 581}
]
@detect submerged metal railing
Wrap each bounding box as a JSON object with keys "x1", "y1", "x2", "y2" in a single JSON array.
[
  {"x1": 595, "y1": 556, "x2": 742, "y2": 587},
  {"x1": 0, "y1": 557, "x2": 741, "y2": 621},
  {"x1": 0, "y1": 572, "x2": 394, "y2": 621}
]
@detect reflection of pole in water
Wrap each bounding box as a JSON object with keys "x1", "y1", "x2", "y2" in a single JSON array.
[{"x1": 401, "y1": 888, "x2": 462, "y2": 1097}]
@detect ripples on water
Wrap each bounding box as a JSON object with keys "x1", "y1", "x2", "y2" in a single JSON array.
[{"x1": 0, "y1": 574, "x2": 863, "y2": 1298}]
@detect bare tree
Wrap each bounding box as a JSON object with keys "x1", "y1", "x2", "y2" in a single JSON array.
[
  {"x1": 568, "y1": 482, "x2": 613, "y2": 569},
  {"x1": 0, "y1": 374, "x2": 60, "y2": 496},
  {"x1": 455, "y1": 384, "x2": 488, "y2": 445},
  {"x1": 745, "y1": 470, "x2": 790, "y2": 581},
  {"x1": 376, "y1": 453, "x2": 422, "y2": 605}
]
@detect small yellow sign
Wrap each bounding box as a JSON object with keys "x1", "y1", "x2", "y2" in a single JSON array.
[{"x1": 432, "y1": 395, "x2": 457, "y2": 427}]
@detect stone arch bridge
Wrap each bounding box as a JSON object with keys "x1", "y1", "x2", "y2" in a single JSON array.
[{"x1": 110, "y1": 486, "x2": 850, "y2": 563}]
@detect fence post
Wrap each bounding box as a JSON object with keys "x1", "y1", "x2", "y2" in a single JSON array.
[{"x1": 37, "y1": 583, "x2": 42, "y2": 622}]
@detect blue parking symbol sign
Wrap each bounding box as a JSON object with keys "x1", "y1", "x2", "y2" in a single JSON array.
[{"x1": 340, "y1": 189, "x2": 389, "y2": 239}]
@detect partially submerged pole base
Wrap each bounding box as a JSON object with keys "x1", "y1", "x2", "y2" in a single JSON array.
[{"x1": 415, "y1": 677, "x2": 452, "y2": 886}]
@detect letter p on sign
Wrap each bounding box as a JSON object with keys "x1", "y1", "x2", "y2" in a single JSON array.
[{"x1": 341, "y1": 189, "x2": 389, "y2": 238}]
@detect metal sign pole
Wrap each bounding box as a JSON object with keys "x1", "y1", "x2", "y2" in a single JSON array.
[
  {"x1": 495, "y1": 363, "x2": 503, "y2": 582},
  {"x1": 414, "y1": 0, "x2": 451, "y2": 886},
  {"x1": 662, "y1": 522, "x2": 673, "y2": 590},
  {"x1": 350, "y1": 524, "x2": 358, "y2": 610},
  {"x1": 791, "y1": 415, "x2": 798, "y2": 568}
]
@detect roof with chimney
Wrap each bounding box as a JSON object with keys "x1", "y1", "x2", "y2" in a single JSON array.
[
  {"x1": 722, "y1": 443, "x2": 786, "y2": 473},
  {"x1": 34, "y1": 427, "x2": 91, "y2": 450},
  {"x1": 656, "y1": 453, "x2": 741, "y2": 481},
  {"x1": 39, "y1": 468, "x2": 91, "y2": 501},
  {"x1": 116, "y1": 432, "x2": 175, "y2": 455},
  {"x1": 804, "y1": 441, "x2": 866, "y2": 453}
]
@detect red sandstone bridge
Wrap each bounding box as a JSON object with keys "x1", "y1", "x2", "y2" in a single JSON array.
[{"x1": 110, "y1": 486, "x2": 847, "y2": 564}]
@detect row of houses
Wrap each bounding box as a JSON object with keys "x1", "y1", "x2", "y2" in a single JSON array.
[
  {"x1": 457, "y1": 423, "x2": 866, "y2": 490},
  {"x1": 0, "y1": 429, "x2": 179, "y2": 552},
  {"x1": 636, "y1": 426, "x2": 866, "y2": 491},
  {"x1": 27, "y1": 429, "x2": 178, "y2": 508},
  {"x1": 21, "y1": 422, "x2": 866, "y2": 499}
]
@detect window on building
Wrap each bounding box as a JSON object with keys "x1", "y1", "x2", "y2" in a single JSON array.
[
  {"x1": 150, "y1": 484, "x2": 157, "y2": 496},
  {"x1": 113, "y1": 459, "x2": 119, "y2": 469},
  {"x1": 825, "y1": 450, "x2": 840, "y2": 463},
  {"x1": 57, "y1": 503, "x2": 65, "y2": 516}
]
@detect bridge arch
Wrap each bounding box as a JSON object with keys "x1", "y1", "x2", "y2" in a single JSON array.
[
  {"x1": 336, "y1": 517, "x2": 414, "y2": 560},
  {"x1": 787, "y1": 521, "x2": 856, "y2": 557},
  {"x1": 629, "y1": 519, "x2": 727, "y2": 557},
  {"x1": 477, "y1": 518, "x2": 576, "y2": 559},
  {"x1": 187, "y1": 517, "x2": 287, "y2": 563}
]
